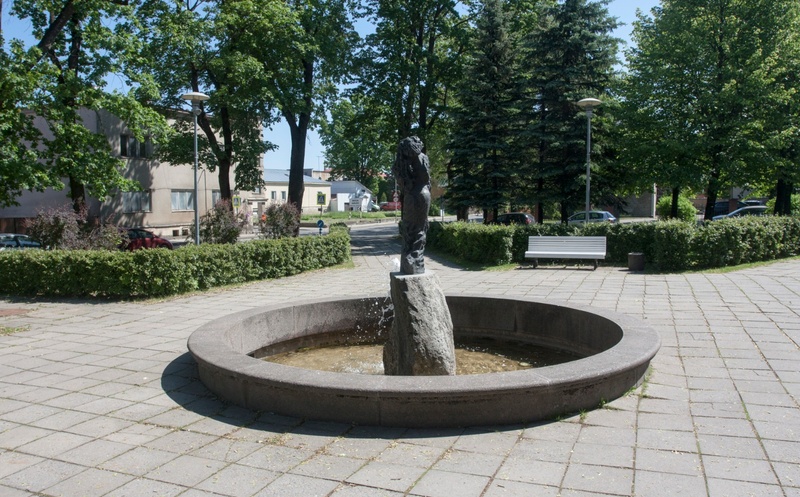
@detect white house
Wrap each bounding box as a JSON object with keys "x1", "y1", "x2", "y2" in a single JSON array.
[{"x1": 329, "y1": 180, "x2": 375, "y2": 212}]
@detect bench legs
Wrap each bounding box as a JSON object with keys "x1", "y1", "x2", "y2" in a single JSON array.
[{"x1": 526, "y1": 259, "x2": 599, "y2": 269}]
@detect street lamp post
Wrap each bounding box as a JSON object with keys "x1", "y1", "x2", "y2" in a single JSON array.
[
  {"x1": 180, "y1": 91, "x2": 210, "y2": 245},
  {"x1": 577, "y1": 98, "x2": 602, "y2": 224}
]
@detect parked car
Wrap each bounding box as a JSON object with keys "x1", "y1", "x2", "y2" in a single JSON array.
[
  {"x1": 567, "y1": 211, "x2": 617, "y2": 225},
  {"x1": 0, "y1": 233, "x2": 41, "y2": 250},
  {"x1": 488, "y1": 212, "x2": 536, "y2": 226},
  {"x1": 121, "y1": 228, "x2": 173, "y2": 250},
  {"x1": 380, "y1": 201, "x2": 402, "y2": 211},
  {"x1": 711, "y1": 205, "x2": 768, "y2": 221},
  {"x1": 712, "y1": 199, "x2": 762, "y2": 217}
]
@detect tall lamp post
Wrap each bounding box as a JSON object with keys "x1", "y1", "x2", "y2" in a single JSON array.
[
  {"x1": 180, "y1": 91, "x2": 210, "y2": 245},
  {"x1": 577, "y1": 98, "x2": 602, "y2": 224}
]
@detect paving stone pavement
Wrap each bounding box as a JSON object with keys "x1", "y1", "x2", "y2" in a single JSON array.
[{"x1": 1, "y1": 222, "x2": 799, "y2": 497}]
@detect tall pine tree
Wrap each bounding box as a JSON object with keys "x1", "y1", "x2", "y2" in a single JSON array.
[
  {"x1": 447, "y1": 0, "x2": 522, "y2": 222},
  {"x1": 520, "y1": 0, "x2": 618, "y2": 223}
]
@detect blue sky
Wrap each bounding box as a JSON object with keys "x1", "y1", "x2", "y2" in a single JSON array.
[{"x1": 2, "y1": 0, "x2": 659, "y2": 171}]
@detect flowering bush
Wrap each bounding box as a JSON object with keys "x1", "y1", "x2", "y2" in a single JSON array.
[
  {"x1": 25, "y1": 205, "x2": 123, "y2": 250},
  {"x1": 191, "y1": 199, "x2": 244, "y2": 244},
  {"x1": 259, "y1": 202, "x2": 300, "y2": 239}
]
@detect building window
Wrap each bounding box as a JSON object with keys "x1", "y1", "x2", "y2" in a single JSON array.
[
  {"x1": 212, "y1": 190, "x2": 221, "y2": 206},
  {"x1": 271, "y1": 191, "x2": 276, "y2": 200},
  {"x1": 122, "y1": 191, "x2": 151, "y2": 213},
  {"x1": 171, "y1": 190, "x2": 194, "y2": 211},
  {"x1": 281, "y1": 191, "x2": 287, "y2": 200},
  {"x1": 120, "y1": 135, "x2": 151, "y2": 158}
]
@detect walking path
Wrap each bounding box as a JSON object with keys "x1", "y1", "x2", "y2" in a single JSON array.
[{"x1": 1, "y1": 223, "x2": 799, "y2": 497}]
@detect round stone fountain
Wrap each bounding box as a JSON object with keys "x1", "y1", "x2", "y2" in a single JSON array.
[{"x1": 188, "y1": 294, "x2": 660, "y2": 428}]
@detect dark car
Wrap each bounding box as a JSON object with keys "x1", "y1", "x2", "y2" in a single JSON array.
[
  {"x1": 488, "y1": 212, "x2": 536, "y2": 225},
  {"x1": 0, "y1": 233, "x2": 42, "y2": 250},
  {"x1": 711, "y1": 205, "x2": 768, "y2": 221},
  {"x1": 121, "y1": 228, "x2": 173, "y2": 250}
]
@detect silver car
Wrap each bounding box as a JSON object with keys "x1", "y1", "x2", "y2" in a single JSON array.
[
  {"x1": 567, "y1": 211, "x2": 617, "y2": 225},
  {"x1": 711, "y1": 205, "x2": 768, "y2": 221}
]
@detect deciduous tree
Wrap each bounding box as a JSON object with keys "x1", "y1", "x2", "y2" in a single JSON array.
[
  {"x1": 1, "y1": 0, "x2": 169, "y2": 210},
  {"x1": 319, "y1": 93, "x2": 394, "y2": 189},
  {"x1": 620, "y1": 0, "x2": 800, "y2": 220},
  {"x1": 136, "y1": 0, "x2": 299, "y2": 203},
  {"x1": 358, "y1": 0, "x2": 470, "y2": 146}
]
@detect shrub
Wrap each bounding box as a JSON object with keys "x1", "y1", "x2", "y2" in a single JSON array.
[
  {"x1": 693, "y1": 216, "x2": 800, "y2": 268},
  {"x1": 656, "y1": 195, "x2": 698, "y2": 222},
  {"x1": 0, "y1": 229, "x2": 351, "y2": 298},
  {"x1": 25, "y1": 204, "x2": 124, "y2": 250},
  {"x1": 259, "y1": 202, "x2": 300, "y2": 239},
  {"x1": 329, "y1": 222, "x2": 350, "y2": 234},
  {"x1": 428, "y1": 221, "x2": 514, "y2": 265},
  {"x1": 431, "y1": 216, "x2": 800, "y2": 272},
  {"x1": 581, "y1": 221, "x2": 659, "y2": 264},
  {"x1": 191, "y1": 199, "x2": 244, "y2": 244}
]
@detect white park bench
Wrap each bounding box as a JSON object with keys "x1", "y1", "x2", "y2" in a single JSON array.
[{"x1": 525, "y1": 236, "x2": 607, "y2": 269}]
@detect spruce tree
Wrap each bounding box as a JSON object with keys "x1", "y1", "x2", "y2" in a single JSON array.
[
  {"x1": 520, "y1": 0, "x2": 618, "y2": 223},
  {"x1": 447, "y1": 0, "x2": 522, "y2": 221}
]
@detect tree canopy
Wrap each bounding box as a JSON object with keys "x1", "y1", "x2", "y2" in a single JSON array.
[
  {"x1": 620, "y1": 0, "x2": 800, "y2": 219},
  {"x1": 1, "y1": 0, "x2": 169, "y2": 210},
  {"x1": 2, "y1": 0, "x2": 798, "y2": 220}
]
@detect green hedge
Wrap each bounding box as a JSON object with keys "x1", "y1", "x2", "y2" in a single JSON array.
[
  {"x1": 429, "y1": 217, "x2": 800, "y2": 271},
  {"x1": 0, "y1": 230, "x2": 351, "y2": 299},
  {"x1": 428, "y1": 222, "x2": 515, "y2": 265}
]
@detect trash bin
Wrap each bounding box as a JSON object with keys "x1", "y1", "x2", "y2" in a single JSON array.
[{"x1": 628, "y1": 252, "x2": 645, "y2": 271}]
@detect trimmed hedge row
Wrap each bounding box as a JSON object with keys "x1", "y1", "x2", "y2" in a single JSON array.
[
  {"x1": 0, "y1": 230, "x2": 351, "y2": 298},
  {"x1": 428, "y1": 217, "x2": 800, "y2": 271}
]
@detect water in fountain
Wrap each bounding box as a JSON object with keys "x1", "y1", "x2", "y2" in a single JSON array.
[{"x1": 260, "y1": 333, "x2": 582, "y2": 375}]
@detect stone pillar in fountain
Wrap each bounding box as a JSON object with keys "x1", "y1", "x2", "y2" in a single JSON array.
[
  {"x1": 384, "y1": 271, "x2": 455, "y2": 375},
  {"x1": 384, "y1": 137, "x2": 456, "y2": 376}
]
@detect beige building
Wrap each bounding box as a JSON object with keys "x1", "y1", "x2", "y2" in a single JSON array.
[
  {"x1": 248, "y1": 170, "x2": 331, "y2": 217},
  {"x1": 0, "y1": 108, "x2": 333, "y2": 237}
]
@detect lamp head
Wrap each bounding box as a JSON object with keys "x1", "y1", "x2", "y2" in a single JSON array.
[
  {"x1": 181, "y1": 92, "x2": 210, "y2": 116},
  {"x1": 577, "y1": 98, "x2": 602, "y2": 112}
]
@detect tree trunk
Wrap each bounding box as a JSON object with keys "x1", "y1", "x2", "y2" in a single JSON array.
[
  {"x1": 69, "y1": 175, "x2": 86, "y2": 214},
  {"x1": 536, "y1": 177, "x2": 544, "y2": 223},
  {"x1": 284, "y1": 58, "x2": 314, "y2": 235},
  {"x1": 287, "y1": 119, "x2": 307, "y2": 212},
  {"x1": 670, "y1": 186, "x2": 680, "y2": 219},
  {"x1": 703, "y1": 169, "x2": 722, "y2": 220},
  {"x1": 217, "y1": 107, "x2": 233, "y2": 202},
  {"x1": 775, "y1": 178, "x2": 793, "y2": 215},
  {"x1": 66, "y1": 15, "x2": 86, "y2": 215}
]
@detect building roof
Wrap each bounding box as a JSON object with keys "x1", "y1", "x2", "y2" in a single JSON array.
[
  {"x1": 330, "y1": 180, "x2": 373, "y2": 196},
  {"x1": 264, "y1": 169, "x2": 330, "y2": 185}
]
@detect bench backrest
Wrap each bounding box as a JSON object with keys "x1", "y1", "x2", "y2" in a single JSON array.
[{"x1": 527, "y1": 236, "x2": 607, "y2": 253}]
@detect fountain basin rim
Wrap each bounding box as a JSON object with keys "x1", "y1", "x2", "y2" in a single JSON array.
[{"x1": 188, "y1": 294, "x2": 660, "y2": 395}]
